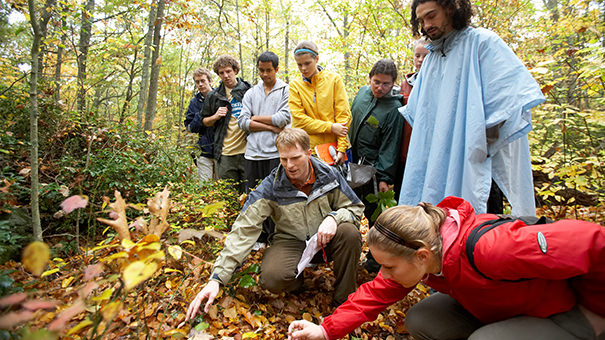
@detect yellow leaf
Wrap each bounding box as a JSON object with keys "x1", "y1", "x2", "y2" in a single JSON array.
[
  {"x1": 122, "y1": 261, "x2": 158, "y2": 290},
  {"x1": 164, "y1": 268, "x2": 182, "y2": 274},
  {"x1": 22, "y1": 241, "x2": 50, "y2": 276},
  {"x1": 121, "y1": 239, "x2": 136, "y2": 249},
  {"x1": 41, "y1": 268, "x2": 59, "y2": 277},
  {"x1": 67, "y1": 318, "x2": 93, "y2": 335},
  {"x1": 101, "y1": 301, "x2": 121, "y2": 321},
  {"x1": 168, "y1": 245, "x2": 183, "y2": 260},
  {"x1": 141, "y1": 234, "x2": 160, "y2": 243},
  {"x1": 90, "y1": 243, "x2": 117, "y2": 252},
  {"x1": 144, "y1": 250, "x2": 165, "y2": 262},
  {"x1": 164, "y1": 328, "x2": 187, "y2": 337},
  {"x1": 180, "y1": 240, "x2": 195, "y2": 246},
  {"x1": 100, "y1": 251, "x2": 129, "y2": 262},
  {"x1": 92, "y1": 288, "x2": 114, "y2": 301},
  {"x1": 302, "y1": 312, "x2": 313, "y2": 322},
  {"x1": 137, "y1": 242, "x2": 161, "y2": 251},
  {"x1": 62, "y1": 276, "x2": 75, "y2": 288},
  {"x1": 242, "y1": 332, "x2": 259, "y2": 338}
]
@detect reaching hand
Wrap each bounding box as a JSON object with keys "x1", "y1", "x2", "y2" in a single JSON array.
[
  {"x1": 185, "y1": 280, "x2": 220, "y2": 321},
  {"x1": 331, "y1": 123, "x2": 348, "y2": 137},
  {"x1": 288, "y1": 319, "x2": 326, "y2": 340},
  {"x1": 317, "y1": 215, "x2": 337, "y2": 248}
]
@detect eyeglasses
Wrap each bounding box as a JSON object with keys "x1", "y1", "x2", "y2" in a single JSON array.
[{"x1": 371, "y1": 79, "x2": 393, "y2": 89}]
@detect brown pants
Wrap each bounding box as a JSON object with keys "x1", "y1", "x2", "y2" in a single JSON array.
[
  {"x1": 258, "y1": 222, "x2": 362, "y2": 304},
  {"x1": 405, "y1": 293, "x2": 601, "y2": 340}
]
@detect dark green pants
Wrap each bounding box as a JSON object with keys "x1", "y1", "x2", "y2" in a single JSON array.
[{"x1": 258, "y1": 222, "x2": 362, "y2": 305}]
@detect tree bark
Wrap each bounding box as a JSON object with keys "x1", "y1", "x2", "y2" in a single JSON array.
[
  {"x1": 27, "y1": 0, "x2": 43, "y2": 241},
  {"x1": 137, "y1": 0, "x2": 158, "y2": 130},
  {"x1": 143, "y1": 0, "x2": 166, "y2": 132},
  {"x1": 76, "y1": 0, "x2": 95, "y2": 116},
  {"x1": 236, "y1": 0, "x2": 244, "y2": 79}
]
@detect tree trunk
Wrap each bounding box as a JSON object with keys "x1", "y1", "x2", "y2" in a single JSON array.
[
  {"x1": 137, "y1": 0, "x2": 158, "y2": 130},
  {"x1": 143, "y1": 0, "x2": 166, "y2": 132},
  {"x1": 27, "y1": 0, "x2": 43, "y2": 241},
  {"x1": 120, "y1": 48, "x2": 139, "y2": 124},
  {"x1": 236, "y1": 0, "x2": 244, "y2": 79},
  {"x1": 54, "y1": 8, "x2": 66, "y2": 102},
  {"x1": 76, "y1": 0, "x2": 95, "y2": 116},
  {"x1": 284, "y1": 7, "x2": 290, "y2": 83}
]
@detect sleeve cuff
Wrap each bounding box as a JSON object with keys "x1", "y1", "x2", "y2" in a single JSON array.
[{"x1": 320, "y1": 325, "x2": 330, "y2": 340}]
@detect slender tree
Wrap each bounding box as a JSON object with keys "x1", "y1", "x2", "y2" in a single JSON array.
[
  {"x1": 26, "y1": 0, "x2": 45, "y2": 241},
  {"x1": 137, "y1": 0, "x2": 158, "y2": 130},
  {"x1": 76, "y1": 0, "x2": 95, "y2": 115},
  {"x1": 143, "y1": 0, "x2": 166, "y2": 131}
]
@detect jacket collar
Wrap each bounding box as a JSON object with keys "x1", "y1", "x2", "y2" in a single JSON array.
[
  {"x1": 214, "y1": 78, "x2": 250, "y2": 101},
  {"x1": 272, "y1": 157, "x2": 340, "y2": 201},
  {"x1": 302, "y1": 66, "x2": 324, "y2": 84},
  {"x1": 426, "y1": 27, "x2": 467, "y2": 57}
]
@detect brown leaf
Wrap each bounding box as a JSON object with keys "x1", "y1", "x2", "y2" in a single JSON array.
[
  {"x1": 178, "y1": 229, "x2": 224, "y2": 243},
  {"x1": 147, "y1": 188, "x2": 171, "y2": 237},
  {"x1": 0, "y1": 292, "x2": 27, "y2": 307},
  {"x1": 97, "y1": 191, "x2": 131, "y2": 241}
]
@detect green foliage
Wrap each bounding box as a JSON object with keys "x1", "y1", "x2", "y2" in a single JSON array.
[
  {"x1": 234, "y1": 263, "x2": 260, "y2": 288},
  {"x1": 365, "y1": 190, "x2": 398, "y2": 222}
]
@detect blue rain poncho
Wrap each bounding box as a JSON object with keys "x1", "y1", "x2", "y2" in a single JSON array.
[{"x1": 399, "y1": 27, "x2": 545, "y2": 215}]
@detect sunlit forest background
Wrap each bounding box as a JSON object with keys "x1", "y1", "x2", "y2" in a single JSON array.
[{"x1": 0, "y1": 0, "x2": 603, "y2": 338}]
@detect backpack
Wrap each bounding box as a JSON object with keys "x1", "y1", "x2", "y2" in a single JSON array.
[{"x1": 465, "y1": 216, "x2": 553, "y2": 281}]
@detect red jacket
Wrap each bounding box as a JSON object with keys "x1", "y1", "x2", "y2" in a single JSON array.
[{"x1": 321, "y1": 196, "x2": 605, "y2": 340}]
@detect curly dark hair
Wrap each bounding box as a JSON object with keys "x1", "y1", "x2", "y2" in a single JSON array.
[{"x1": 410, "y1": 0, "x2": 473, "y2": 37}]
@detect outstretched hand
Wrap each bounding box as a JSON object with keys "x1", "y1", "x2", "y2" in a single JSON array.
[
  {"x1": 288, "y1": 319, "x2": 326, "y2": 340},
  {"x1": 185, "y1": 280, "x2": 220, "y2": 322}
]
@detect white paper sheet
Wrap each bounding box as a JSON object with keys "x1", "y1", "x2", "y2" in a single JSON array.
[{"x1": 296, "y1": 233, "x2": 321, "y2": 278}]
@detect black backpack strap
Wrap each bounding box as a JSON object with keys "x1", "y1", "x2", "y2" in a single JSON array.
[
  {"x1": 465, "y1": 218, "x2": 513, "y2": 281},
  {"x1": 465, "y1": 216, "x2": 553, "y2": 281}
]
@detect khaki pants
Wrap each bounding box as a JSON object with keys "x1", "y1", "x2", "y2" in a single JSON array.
[
  {"x1": 258, "y1": 222, "x2": 362, "y2": 305},
  {"x1": 405, "y1": 293, "x2": 600, "y2": 340},
  {"x1": 196, "y1": 156, "x2": 217, "y2": 183}
]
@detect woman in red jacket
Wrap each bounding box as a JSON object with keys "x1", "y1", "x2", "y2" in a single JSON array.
[{"x1": 288, "y1": 196, "x2": 605, "y2": 340}]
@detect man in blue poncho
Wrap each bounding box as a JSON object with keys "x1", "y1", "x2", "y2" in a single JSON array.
[{"x1": 399, "y1": 0, "x2": 545, "y2": 215}]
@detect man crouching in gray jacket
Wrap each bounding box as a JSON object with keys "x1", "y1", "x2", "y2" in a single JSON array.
[{"x1": 185, "y1": 128, "x2": 364, "y2": 320}]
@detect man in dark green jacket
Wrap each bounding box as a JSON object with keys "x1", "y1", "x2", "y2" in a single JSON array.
[
  {"x1": 349, "y1": 59, "x2": 404, "y2": 273},
  {"x1": 349, "y1": 59, "x2": 404, "y2": 221}
]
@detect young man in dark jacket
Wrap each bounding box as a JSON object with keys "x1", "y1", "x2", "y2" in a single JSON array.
[
  {"x1": 201, "y1": 55, "x2": 252, "y2": 193},
  {"x1": 184, "y1": 67, "x2": 215, "y2": 182}
]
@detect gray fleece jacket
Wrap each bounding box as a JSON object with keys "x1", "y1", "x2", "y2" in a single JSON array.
[{"x1": 237, "y1": 79, "x2": 291, "y2": 160}]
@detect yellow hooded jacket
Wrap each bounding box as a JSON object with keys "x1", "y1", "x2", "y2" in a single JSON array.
[{"x1": 289, "y1": 69, "x2": 351, "y2": 152}]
